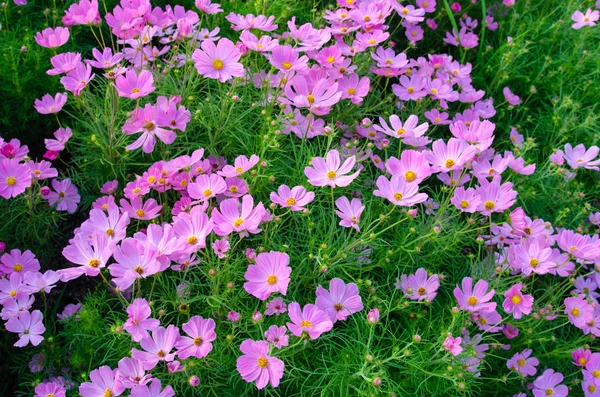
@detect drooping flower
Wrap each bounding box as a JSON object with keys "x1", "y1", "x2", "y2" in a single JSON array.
[
  {"x1": 315, "y1": 278, "x2": 363, "y2": 322},
  {"x1": 175, "y1": 316, "x2": 216, "y2": 359},
  {"x1": 34, "y1": 93, "x2": 68, "y2": 114},
  {"x1": 335, "y1": 196, "x2": 364, "y2": 231},
  {"x1": 244, "y1": 251, "x2": 291, "y2": 300},
  {"x1": 192, "y1": 38, "x2": 244, "y2": 82},
  {"x1": 35, "y1": 27, "x2": 70, "y2": 48},
  {"x1": 5, "y1": 310, "x2": 45, "y2": 347},
  {"x1": 503, "y1": 87, "x2": 521, "y2": 106},
  {"x1": 79, "y1": 366, "x2": 125, "y2": 397},
  {"x1": 286, "y1": 302, "x2": 333, "y2": 339},
  {"x1": 564, "y1": 143, "x2": 600, "y2": 170},
  {"x1": 453, "y1": 277, "x2": 496, "y2": 313},
  {"x1": 236, "y1": 339, "x2": 284, "y2": 389}
]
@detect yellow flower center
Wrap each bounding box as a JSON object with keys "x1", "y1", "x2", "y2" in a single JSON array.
[
  {"x1": 306, "y1": 95, "x2": 315, "y2": 104},
  {"x1": 393, "y1": 192, "x2": 403, "y2": 201},
  {"x1": 106, "y1": 228, "x2": 114, "y2": 237},
  {"x1": 203, "y1": 189, "x2": 213, "y2": 197},
  {"x1": 405, "y1": 171, "x2": 416, "y2": 182},
  {"x1": 89, "y1": 259, "x2": 100, "y2": 268},
  {"x1": 257, "y1": 357, "x2": 268, "y2": 368},
  {"x1": 545, "y1": 389, "x2": 554, "y2": 396},
  {"x1": 484, "y1": 201, "x2": 495, "y2": 210},
  {"x1": 212, "y1": 59, "x2": 224, "y2": 70},
  {"x1": 235, "y1": 167, "x2": 243, "y2": 173},
  {"x1": 327, "y1": 170, "x2": 337, "y2": 179},
  {"x1": 6, "y1": 176, "x2": 17, "y2": 186},
  {"x1": 188, "y1": 236, "x2": 198, "y2": 245},
  {"x1": 193, "y1": 336, "x2": 203, "y2": 346},
  {"x1": 511, "y1": 295, "x2": 522, "y2": 304},
  {"x1": 282, "y1": 61, "x2": 292, "y2": 70},
  {"x1": 233, "y1": 218, "x2": 244, "y2": 227},
  {"x1": 467, "y1": 296, "x2": 478, "y2": 306},
  {"x1": 300, "y1": 320, "x2": 313, "y2": 327},
  {"x1": 529, "y1": 259, "x2": 539, "y2": 267},
  {"x1": 9, "y1": 290, "x2": 17, "y2": 297},
  {"x1": 326, "y1": 56, "x2": 335, "y2": 63},
  {"x1": 229, "y1": 186, "x2": 238, "y2": 193},
  {"x1": 417, "y1": 287, "x2": 426, "y2": 295},
  {"x1": 578, "y1": 357, "x2": 587, "y2": 365},
  {"x1": 401, "y1": 8, "x2": 409, "y2": 14},
  {"x1": 135, "y1": 209, "x2": 145, "y2": 217},
  {"x1": 147, "y1": 176, "x2": 156, "y2": 184},
  {"x1": 267, "y1": 275, "x2": 277, "y2": 285},
  {"x1": 368, "y1": 39, "x2": 376, "y2": 45},
  {"x1": 13, "y1": 264, "x2": 22, "y2": 272},
  {"x1": 407, "y1": 87, "x2": 415, "y2": 93},
  {"x1": 285, "y1": 197, "x2": 297, "y2": 206},
  {"x1": 134, "y1": 265, "x2": 144, "y2": 275},
  {"x1": 103, "y1": 390, "x2": 113, "y2": 397},
  {"x1": 593, "y1": 369, "x2": 600, "y2": 378},
  {"x1": 517, "y1": 359, "x2": 526, "y2": 367},
  {"x1": 347, "y1": 88, "x2": 356, "y2": 95},
  {"x1": 396, "y1": 128, "x2": 405, "y2": 135},
  {"x1": 460, "y1": 200, "x2": 469, "y2": 208},
  {"x1": 131, "y1": 88, "x2": 141, "y2": 94},
  {"x1": 157, "y1": 350, "x2": 166, "y2": 358},
  {"x1": 572, "y1": 308, "x2": 581, "y2": 317},
  {"x1": 589, "y1": 385, "x2": 597, "y2": 393},
  {"x1": 431, "y1": 88, "x2": 439, "y2": 94},
  {"x1": 445, "y1": 159, "x2": 455, "y2": 168}
]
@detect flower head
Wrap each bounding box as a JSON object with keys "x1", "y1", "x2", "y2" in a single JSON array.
[
  {"x1": 236, "y1": 339, "x2": 284, "y2": 389},
  {"x1": 244, "y1": 251, "x2": 292, "y2": 300}
]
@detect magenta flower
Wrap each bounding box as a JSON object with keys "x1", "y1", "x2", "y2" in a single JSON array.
[
  {"x1": 398, "y1": 268, "x2": 440, "y2": 302},
  {"x1": 264, "y1": 325, "x2": 289, "y2": 349},
  {"x1": 130, "y1": 379, "x2": 174, "y2": 397},
  {"x1": 47, "y1": 52, "x2": 81, "y2": 76},
  {"x1": 87, "y1": 47, "x2": 123, "y2": 69},
  {"x1": 564, "y1": 143, "x2": 600, "y2": 170},
  {"x1": 175, "y1": 316, "x2": 216, "y2": 359},
  {"x1": 375, "y1": 114, "x2": 429, "y2": 141},
  {"x1": 109, "y1": 238, "x2": 161, "y2": 290},
  {"x1": 532, "y1": 369, "x2": 568, "y2": 397},
  {"x1": 192, "y1": 38, "x2": 244, "y2": 82},
  {"x1": 269, "y1": 45, "x2": 309, "y2": 73},
  {"x1": 453, "y1": 277, "x2": 496, "y2": 313},
  {"x1": 339, "y1": 74, "x2": 370, "y2": 105},
  {"x1": 173, "y1": 207, "x2": 213, "y2": 251},
  {"x1": 305, "y1": 150, "x2": 359, "y2": 188},
  {"x1": 475, "y1": 180, "x2": 518, "y2": 216},
  {"x1": 507, "y1": 349, "x2": 539, "y2": 377},
  {"x1": 424, "y1": 138, "x2": 477, "y2": 172},
  {"x1": 120, "y1": 197, "x2": 162, "y2": 220},
  {"x1": 244, "y1": 251, "x2": 291, "y2": 300},
  {"x1": 79, "y1": 366, "x2": 125, "y2": 397},
  {"x1": 572, "y1": 9, "x2": 600, "y2": 30},
  {"x1": 60, "y1": 62, "x2": 94, "y2": 96},
  {"x1": 124, "y1": 298, "x2": 160, "y2": 342},
  {"x1": 5, "y1": 310, "x2": 45, "y2": 347},
  {"x1": 373, "y1": 175, "x2": 428, "y2": 206},
  {"x1": 34, "y1": 381, "x2": 65, "y2": 397},
  {"x1": 218, "y1": 154, "x2": 260, "y2": 178},
  {"x1": 286, "y1": 302, "x2": 333, "y2": 339},
  {"x1": 195, "y1": 0, "x2": 223, "y2": 14},
  {"x1": 34, "y1": 92, "x2": 68, "y2": 114},
  {"x1": 0, "y1": 158, "x2": 32, "y2": 199},
  {"x1": 502, "y1": 284, "x2": 534, "y2": 319},
  {"x1": 115, "y1": 69, "x2": 155, "y2": 99},
  {"x1": 188, "y1": 173, "x2": 227, "y2": 201},
  {"x1": 45, "y1": 127, "x2": 72, "y2": 151},
  {"x1": 564, "y1": 296, "x2": 594, "y2": 328},
  {"x1": 212, "y1": 239, "x2": 230, "y2": 258},
  {"x1": 211, "y1": 195, "x2": 265, "y2": 236},
  {"x1": 270, "y1": 185, "x2": 315, "y2": 211},
  {"x1": 385, "y1": 150, "x2": 432, "y2": 184},
  {"x1": 60, "y1": 232, "x2": 115, "y2": 281},
  {"x1": 236, "y1": 339, "x2": 284, "y2": 389},
  {"x1": 47, "y1": 178, "x2": 80, "y2": 213},
  {"x1": 316, "y1": 278, "x2": 364, "y2": 322},
  {"x1": 335, "y1": 196, "x2": 364, "y2": 231},
  {"x1": 0, "y1": 248, "x2": 39, "y2": 275},
  {"x1": 442, "y1": 335, "x2": 463, "y2": 356},
  {"x1": 122, "y1": 103, "x2": 177, "y2": 153},
  {"x1": 572, "y1": 348, "x2": 592, "y2": 366},
  {"x1": 28, "y1": 160, "x2": 58, "y2": 181},
  {"x1": 132, "y1": 325, "x2": 180, "y2": 370},
  {"x1": 503, "y1": 87, "x2": 521, "y2": 106},
  {"x1": 116, "y1": 357, "x2": 151, "y2": 389},
  {"x1": 367, "y1": 308, "x2": 380, "y2": 324},
  {"x1": 266, "y1": 297, "x2": 287, "y2": 316},
  {"x1": 62, "y1": 0, "x2": 101, "y2": 26},
  {"x1": 35, "y1": 27, "x2": 70, "y2": 48},
  {"x1": 451, "y1": 187, "x2": 481, "y2": 213}
]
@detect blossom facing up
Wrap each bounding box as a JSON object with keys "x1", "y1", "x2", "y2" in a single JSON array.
[
  {"x1": 0, "y1": 158, "x2": 32, "y2": 199},
  {"x1": 373, "y1": 174, "x2": 428, "y2": 206},
  {"x1": 244, "y1": 251, "x2": 292, "y2": 300},
  {"x1": 132, "y1": 325, "x2": 181, "y2": 370},
  {"x1": 507, "y1": 349, "x2": 539, "y2": 377},
  {"x1": 79, "y1": 366, "x2": 125, "y2": 397},
  {"x1": 270, "y1": 185, "x2": 315, "y2": 211},
  {"x1": 304, "y1": 150, "x2": 360, "y2": 188},
  {"x1": 192, "y1": 38, "x2": 244, "y2": 82},
  {"x1": 442, "y1": 335, "x2": 463, "y2": 356},
  {"x1": 315, "y1": 278, "x2": 364, "y2": 323},
  {"x1": 34, "y1": 92, "x2": 68, "y2": 114},
  {"x1": 5, "y1": 310, "x2": 45, "y2": 347},
  {"x1": 572, "y1": 9, "x2": 600, "y2": 29},
  {"x1": 175, "y1": 316, "x2": 217, "y2": 359},
  {"x1": 502, "y1": 283, "x2": 534, "y2": 319},
  {"x1": 454, "y1": 277, "x2": 496, "y2": 313},
  {"x1": 236, "y1": 339, "x2": 284, "y2": 389},
  {"x1": 532, "y1": 369, "x2": 568, "y2": 397},
  {"x1": 264, "y1": 325, "x2": 289, "y2": 349},
  {"x1": 115, "y1": 69, "x2": 156, "y2": 99},
  {"x1": 398, "y1": 268, "x2": 440, "y2": 302}
]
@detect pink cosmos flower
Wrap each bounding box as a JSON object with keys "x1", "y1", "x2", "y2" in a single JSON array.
[
  {"x1": 572, "y1": 9, "x2": 600, "y2": 29},
  {"x1": 60, "y1": 62, "x2": 94, "y2": 96},
  {"x1": 109, "y1": 238, "x2": 161, "y2": 290},
  {"x1": 226, "y1": 13, "x2": 278, "y2": 31},
  {"x1": 532, "y1": 369, "x2": 568, "y2": 397},
  {"x1": 373, "y1": 175, "x2": 428, "y2": 206},
  {"x1": 80, "y1": 204, "x2": 130, "y2": 242},
  {"x1": 451, "y1": 187, "x2": 481, "y2": 213},
  {"x1": 240, "y1": 30, "x2": 278, "y2": 52},
  {"x1": 188, "y1": 173, "x2": 227, "y2": 201},
  {"x1": 0, "y1": 272, "x2": 28, "y2": 303},
  {"x1": 211, "y1": 195, "x2": 265, "y2": 236},
  {"x1": 244, "y1": 251, "x2": 291, "y2": 300},
  {"x1": 124, "y1": 298, "x2": 160, "y2": 342},
  {"x1": 175, "y1": 316, "x2": 216, "y2": 359},
  {"x1": 305, "y1": 150, "x2": 360, "y2": 188},
  {"x1": 0, "y1": 249, "x2": 40, "y2": 275},
  {"x1": 34, "y1": 381, "x2": 65, "y2": 397},
  {"x1": 510, "y1": 238, "x2": 555, "y2": 276},
  {"x1": 173, "y1": 206, "x2": 213, "y2": 251},
  {"x1": 47, "y1": 178, "x2": 80, "y2": 213},
  {"x1": 60, "y1": 232, "x2": 115, "y2": 281},
  {"x1": 475, "y1": 180, "x2": 518, "y2": 216},
  {"x1": 195, "y1": 0, "x2": 223, "y2": 14},
  {"x1": 385, "y1": 151, "x2": 432, "y2": 184},
  {"x1": 132, "y1": 325, "x2": 180, "y2": 370},
  {"x1": 564, "y1": 143, "x2": 600, "y2": 170},
  {"x1": 502, "y1": 283, "x2": 534, "y2": 319},
  {"x1": 284, "y1": 76, "x2": 342, "y2": 115},
  {"x1": 79, "y1": 366, "x2": 125, "y2": 397},
  {"x1": 503, "y1": 87, "x2": 521, "y2": 106},
  {"x1": 442, "y1": 335, "x2": 463, "y2": 356},
  {"x1": 564, "y1": 296, "x2": 594, "y2": 328},
  {"x1": 122, "y1": 103, "x2": 178, "y2": 154},
  {"x1": 572, "y1": 348, "x2": 592, "y2": 367},
  {"x1": 269, "y1": 45, "x2": 309, "y2": 73},
  {"x1": 398, "y1": 268, "x2": 440, "y2": 302},
  {"x1": 375, "y1": 114, "x2": 429, "y2": 143},
  {"x1": 316, "y1": 278, "x2": 363, "y2": 322},
  {"x1": 339, "y1": 74, "x2": 370, "y2": 105},
  {"x1": 286, "y1": 302, "x2": 333, "y2": 339},
  {"x1": 0, "y1": 158, "x2": 32, "y2": 199},
  {"x1": 192, "y1": 38, "x2": 244, "y2": 83},
  {"x1": 45, "y1": 127, "x2": 72, "y2": 152},
  {"x1": 56, "y1": 302, "x2": 82, "y2": 320},
  {"x1": 34, "y1": 92, "x2": 68, "y2": 114},
  {"x1": 425, "y1": 138, "x2": 477, "y2": 172},
  {"x1": 236, "y1": 339, "x2": 284, "y2": 389},
  {"x1": 115, "y1": 69, "x2": 155, "y2": 99},
  {"x1": 130, "y1": 379, "x2": 174, "y2": 397},
  {"x1": 120, "y1": 197, "x2": 162, "y2": 220},
  {"x1": 270, "y1": 185, "x2": 315, "y2": 211},
  {"x1": 218, "y1": 154, "x2": 260, "y2": 178},
  {"x1": 5, "y1": 310, "x2": 45, "y2": 347},
  {"x1": 101, "y1": 180, "x2": 118, "y2": 195},
  {"x1": 335, "y1": 196, "x2": 364, "y2": 231},
  {"x1": 266, "y1": 297, "x2": 287, "y2": 316},
  {"x1": 62, "y1": 0, "x2": 101, "y2": 26},
  {"x1": 87, "y1": 48, "x2": 123, "y2": 69},
  {"x1": 212, "y1": 239, "x2": 230, "y2": 258},
  {"x1": 507, "y1": 349, "x2": 539, "y2": 377},
  {"x1": 583, "y1": 353, "x2": 600, "y2": 384},
  {"x1": 35, "y1": 27, "x2": 70, "y2": 48},
  {"x1": 24, "y1": 270, "x2": 60, "y2": 295},
  {"x1": 47, "y1": 52, "x2": 81, "y2": 76},
  {"x1": 264, "y1": 325, "x2": 289, "y2": 349},
  {"x1": 454, "y1": 277, "x2": 496, "y2": 313},
  {"x1": 116, "y1": 357, "x2": 151, "y2": 389}
]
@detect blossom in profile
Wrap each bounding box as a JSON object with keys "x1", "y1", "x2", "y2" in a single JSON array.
[
  {"x1": 124, "y1": 298, "x2": 160, "y2": 342},
  {"x1": 270, "y1": 185, "x2": 314, "y2": 211},
  {"x1": 195, "y1": 0, "x2": 223, "y2": 14},
  {"x1": 236, "y1": 339, "x2": 284, "y2": 389},
  {"x1": 507, "y1": 349, "x2": 539, "y2": 377},
  {"x1": 305, "y1": 150, "x2": 360, "y2": 188},
  {"x1": 115, "y1": 69, "x2": 156, "y2": 99},
  {"x1": 244, "y1": 251, "x2": 291, "y2": 300},
  {"x1": 286, "y1": 302, "x2": 333, "y2": 339},
  {"x1": 34, "y1": 93, "x2": 68, "y2": 114},
  {"x1": 264, "y1": 325, "x2": 289, "y2": 349},
  {"x1": 130, "y1": 379, "x2": 174, "y2": 397},
  {"x1": 5, "y1": 310, "x2": 45, "y2": 347},
  {"x1": 503, "y1": 87, "x2": 521, "y2": 106},
  {"x1": 47, "y1": 178, "x2": 80, "y2": 213},
  {"x1": 316, "y1": 278, "x2": 363, "y2": 322},
  {"x1": 175, "y1": 316, "x2": 216, "y2": 359},
  {"x1": 572, "y1": 9, "x2": 599, "y2": 30},
  {"x1": 335, "y1": 196, "x2": 364, "y2": 231},
  {"x1": 62, "y1": 0, "x2": 101, "y2": 26},
  {"x1": 35, "y1": 27, "x2": 70, "y2": 48},
  {"x1": 132, "y1": 325, "x2": 181, "y2": 370},
  {"x1": 192, "y1": 38, "x2": 244, "y2": 82},
  {"x1": 34, "y1": 381, "x2": 66, "y2": 397},
  {"x1": 564, "y1": 143, "x2": 600, "y2": 170},
  {"x1": 226, "y1": 13, "x2": 277, "y2": 31},
  {"x1": 373, "y1": 175, "x2": 428, "y2": 206},
  {"x1": 453, "y1": 277, "x2": 496, "y2": 313},
  {"x1": 532, "y1": 369, "x2": 568, "y2": 397},
  {"x1": 398, "y1": 268, "x2": 440, "y2": 302},
  {"x1": 60, "y1": 62, "x2": 95, "y2": 96},
  {"x1": 218, "y1": 154, "x2": 260, "y2": 178},
  {"x1": 0, "y1": 159, "x2": 31, "y2": 199},
  {"x1": 79, "y1": 366, "x2": 125, "y2": 397},
  {"x1": 442, "y1": 335, "x2": 462, "y2": 356}
]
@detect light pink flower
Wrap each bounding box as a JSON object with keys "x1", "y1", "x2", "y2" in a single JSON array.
[
  {"x1": 236, "y1": 339, "x2": 284, "y2": 389},
  {"x1": 316, "y1": 278, "x2": 363, "y2": 322},
  {"x1": 286, "y1": 302, "x2": 333, "y2": 339},
  {"x1": 244, "y1": 251, "x2": 291, "y2": 300},
  {"x1": 373, "y1": 175, "x2": 428, "y2": 206},
  {"x1": 572, "y1": 9, "x2": 600, "y2": 29},
  {"x1": 192, "y1": 38, "x2": 244, "y2": 82},
  {"x1": 175, "y1": 316, "x2": 216, "y2": 359},
  {"x1": 305, "y1": 150, "x2": 360, "y2": 188},
  {"x1": 79, "y1": 366, "x2": 125, "y2": 397},
  {"x1": 115, "y1": 69, "x2": 155, "y2": 99},
  {"x1": 35, "y1": 27, "x2": 70, "y2": 48},
  {"x1": 34, "y1": 93, "x2": 68, "y2": 114},
  {"x1": 5, "y1": 310, "x2": 45, "y2": 347},
  {"x1": 132, "y1": 325, "x2": 180, "y2": 370},
  {"x1": 270, "y1": 185, "x2": 314, "y2": 211}
]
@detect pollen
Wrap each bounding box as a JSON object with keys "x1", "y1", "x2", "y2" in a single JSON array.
[
  {"x1": 9, "y1": 290, "x2": 17, "y2": 297},
  {"x1": 282, "y1": 61, "x2": 293, "y2": 70},
  {"x1": 572, "y1": 308, "x2": 581, "y2": 317},
  {"x1": 385, "y1": 59, "x2": 393, "y2": 65},
  {"x1": 484, "y1": 201, "x2": 495, "y2": 210},
  {"x1": 396, "y1": 128, "x2": 405, "y2": 135},
  {"x1": 431, "y1": 88, "x2": 439, "y2": 94},
  {"x1": 511, "y1": 295, "x2": 522, "y2": 305},
  {"x1": 393, "y1": 192, "x2": 403, "y2": 201},
  {"x1": 257, "y1": 357, "x2": 268, "y2": 368},
  {"x1": 593, "y1": 370, "x2": 600, "y2": 378},
  {"x1": 401, "y1": 8, "x2": 409, "y2": 14},
  {"x1": 327, "y1": 56, "x2": 335, "y2": 63},
  {"x1": 327, "y1": 170, "x2": 337, "y2": 179},
  {"x1": 103, "y1": 391, "x2": 113, "y2": 397},
  {"x1": 517, "y1": 359, "x2": 526, "y2": 367},
  {"x1": 417, "y1": 287, "x2": 426, "y2": 295},
  {"x1": 368, "y1": 39, "x2": 376, "y2": 45},
  {"x1": 157, "y1": 350, "x2": 166, "y2": 358},
  {"x1": 188, "y1": 236, "x2": 198, "y2": 245},
  {"x1": 267, "y1": 275, "x2": 277, "y2": 285},
  {"x1": 233, "y1": 218, "x2": 244, "y2": 228},
  {"x1": 235, "y1": 167, "x2": 243, "y2": 173},
  {"x1": 578, "y1": 357, "x2": 587, "y2": 365},
  {"x1": 334, "y1": 303, "x2": 343, "y2": 311},
  {"x1": 529, "y1": 258, "x2": 539, "y2": 267},
  {"x1": 132, "y1": 187, "x2": 141, "y2": 194},
  {"x1": 203, "y1": 189, "x2": 213, "y2": 197},
  {"x1": 545, "y1": 389, "x2": 554, "y2": 396},
  {"x1": 285, "y1": 197, "x2": 297, "y2": 206},
  {"x1": 435, "y1": 117, "x2": 441, "y2": 123},
  {"x1": 131, "y1": 88, "x2": 141, "y2": 94},
  {"x1": 193, "y1": 336, "x2": 203, "y2": 346},
  {"x1": 106, "y1": 228, "x2": 114, "y2": 237},
  {"x1": 230, "y1": 186, "x2": 239, "y2": 193},
  {"x1": 134, "y1": 265, "x2": 144, "y2": 275},
  {"x1": 135, "y1": 209, "x2": 145, "y2": 217},
  {"x1": 306, "y1": 95, "x2": 315, "y2": 104},
  {"x1": 445, "y1": 159, "x2": 455, "y2": 168},
  {"x1": 460, "y1": 200, "x2": 469, "y2": 208},
  {"x1": 347, "y1": 88, "x2": 356, "y2": 95},
  {"x1": 407, "y1": 87, "x2": 415, "y2": 93},
  {"x1": 300, "y1": 320, "x2": 313, "y2": 327},
  {"x1": 212, "y1": 59, "x2": 224, "y2": 70},
  {"x1": 89, "y1": 259, "x2": 100, "y2": 268},
  {"x1": 405, "y1": 171, "x2": 416, "y2": 182},
  {"x1": 467, "y1": 296, "x2": 478, "y2": 306},
  {"x1": 147, "y1": 176, "x2": 156, "y2": 184},
  {"x1": 13, "y1": 264, "x2": 22, "y2": 272},
  {"x1": 524, "y1": 227, "x2": 532, "y2": 234}
]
